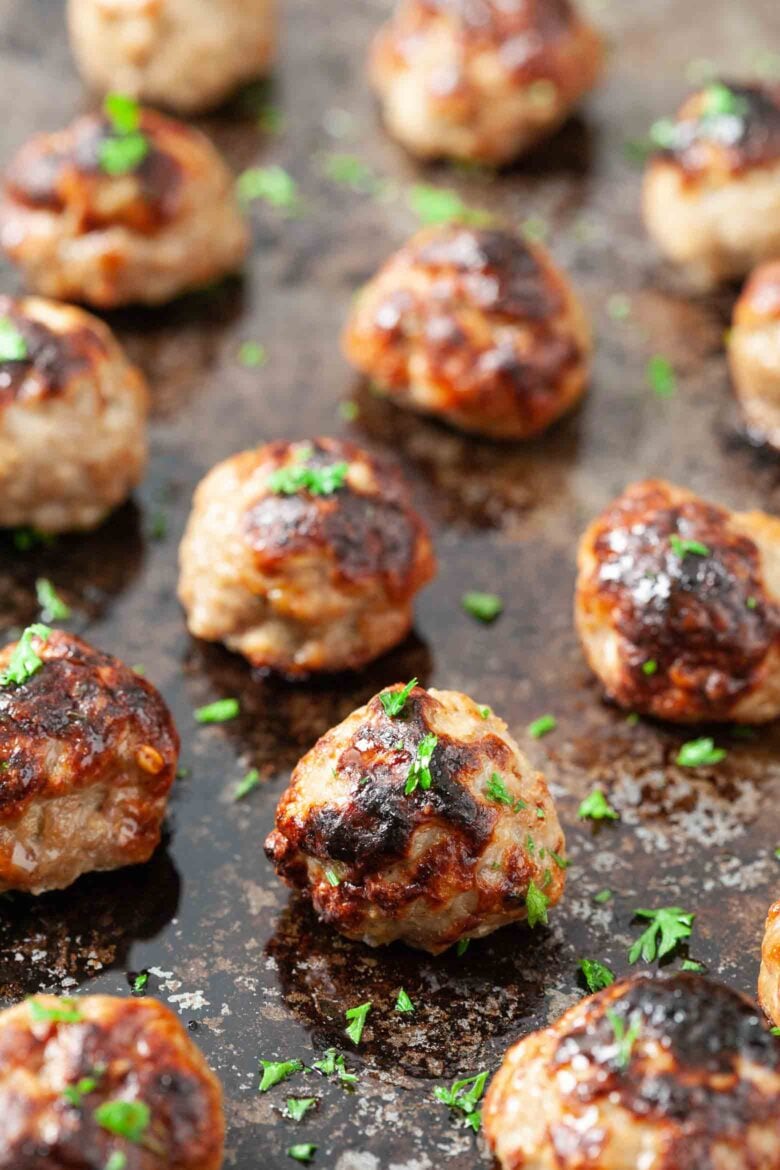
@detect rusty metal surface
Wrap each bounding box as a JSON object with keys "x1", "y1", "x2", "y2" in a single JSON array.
[{"x1": 1, "y1": 0, "x2": 780, "y2": 1165}]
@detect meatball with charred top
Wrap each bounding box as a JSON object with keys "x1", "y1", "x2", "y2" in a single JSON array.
[
  {"x1": 729, "y1": 261, "x2": 780, "y2": 448},
  {"x1": 265, "y1": 683, "x2": 566, "y2": 953},
  {"x1": 483, "y1": 974, "x2": 780, "y2": 1170},
  {"x1": 178, "y1": 438, "x2": 436, "y2": 676},
  {"x1": 760, "y1": 901, "x2": 780, "y2": 1028},
  {"x1": 0, "y1": 296, "x2": 147, "y2": 533},
  {"x1": 370, "y1": 0, "x2": 603, "y2": 164},
  {"x1": 0, "y1": 97, "x2": 248, "y2": 307},
  {"x1": 68, "y1": 0, "x2": 275, "y2": 115},
  {"x1": 643, "y1": 81, "x2": 780, "y2": 286},
  {"x1": 0, "y1": 994, "x2": 224, "y2": 1170},
  {"x1": 342, "y1": 225, "x2": 590, "y2": 440},
  {"x1": 0, "y1": 626, "x2": 179, "y2": 894},
  {"x1": 575, "y1": 480, "x2": 780, "y2": 723}
]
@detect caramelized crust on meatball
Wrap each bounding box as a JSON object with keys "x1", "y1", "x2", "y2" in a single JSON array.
[
  {"x1": 178, "y1": 438, "x2": 436, "y2": 676},
  {"x1": 0, "y1": 108, "x2": 248, "y2": 307},
  {"x1": 0, "y1": 296, "x2": 147, "y2": 532},
  {"x1": 575, "y1": 480, "x2": 780, "y2": 723},
  {"x1": 0, "y1": 628, "x2": 179, "y2": 894},
  {"x1": 370, "y1": 0, "x2": 603, "y2": 163},
  {"x1": 483, "y1": 974, "x2": 780, "y2": 1170},
  {"x1": 729, "y1": 261, "x2": 780, "y2": 448},
  {"x1": 0, "y1": 994, "x2": 224, "y2": 1170},
  {"x1": 643, "y1": 82, "x2": 780, "y2": 285},
  {"x1": 760, "y1": 901, "x2": 780, "y2": 1027},
  {"x1": 342, "y1": 225, "x2": 590, "y2": 439},
  {"x1": 265, "y1": 685, "x2": 566, "y2": 953},
  {"x1": 68, "y1": 0, "x2": 275, "y2": 115}
]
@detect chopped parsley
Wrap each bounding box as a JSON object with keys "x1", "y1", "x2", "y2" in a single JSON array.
[
  {"x1": 324, "y1": 867, "x2": 340, "y2": 887},
  {"x1": 407, "y1": 184, "x2": 490, "y2": 226},
  {"x1": 238, "y1": 341, "x2": 267, "y2": 368},
  {"x1": 237, "y1": 165, "x2": 299, "y2": 210},
  {"x1": 35, "y1": 578, "x2": 70, "y2": 622},
  {"x1": 775, "y1": 846, "x2": 780, "y2": 861},
  {"x1": 485, "y1": 771, "x2": 526, "y2": 812},
  {"x1": 642, "y1": 659, "x2": 657, "y2": 676},
  {"x1": 669, "y1": 534, "x2": 709, "y2": 558},
  {"x1": 579, "y1": 958, "x2": 616, "y2": 993},
  {"x1": 578, "y1": 788, "x2": 619, "y2": 821},
  {"x1": 606, "y1": 1008, "x2": 642, "y2": 1070},
  {"x1": 681, "y1": 958, "x2": 705, "y2": 973},
  {"x1": 478, "y1": 705, "x2": 491, "y2": 720},
  {"x1": 1, "y1": 623, "x2": 52, "y2": 686},
  {"x1": 404, "y1": 733, "x2": 438, "y2": 795},
  {"x1": 269, "y1": 456, "x2": 349, "y2": 497},
  {"x1": 99, "y1": 93, "x2": 149, "y2": 176},
  {"x1": 312, "y1": 1048, "x2": 357, "y2": 1086},
  {"x1": 772, "y1": 1027, "x2": 780, "y2": 1036},
  {"x1": 104, "y1": 1155, "x2": 127, "y2": 1170},
  {"x1": 94, "y1": 1100, "x2": 150, "y2": 1142},
  {"x1": 0, "y1": 317, "x2": 28, "y2": 361},
  {"x1": 320, "y1": 152, "x2": 382, "y2": 194},
  {"x1": 380, "y1": 678, "x2": 418, "y2": 717},
  {"x1": 28, "y1": 997, "x2": 82, "y2": 1024},
  {"x1": 700, "y1": 81, "x2": 748, "y2": 118},
  {"x1": 286, "y1": 1097, "x2": 316, "y2": 1121},
  {"x1": 63, "y1": 1076, "x2": 100, "y2": 1107},
  {"x1": 528, "y1": 714, "x2": 556, "y2": 739},
  {"x1": 433, "y1": 1070, "x2": 488, "y2": 1133},
  {"x1": 525, "y1": 880, "x2": 549, "y2": 928},
  {"x1": 676, "y1": 737, "x2": 726, "y2": 767},
  {"x1": 288, "y1": 1145, "x2": 316, "y2": 1163},
  {"x1": 462, "y1": 591, "x2": 503, "y2": 622},
  {"x1": 131, "y1": 972, "x2": 148, "y2": 995},
  {"x1": 395, "y1": 988, "x2": 415, "y2": 1013},
  {"x1": 234, "y1": 768, "x2": 260, "y2": 800},
  {"x1": 456, "y1": 938, "x2": 471, "y2": 957},
  {"x1": 646, "y1": 355, "x2": 676, "y2": 398},
  {"x1": 628, "y1": 906, "x2": 695, "y2": 964},
  {"x1": 345, "y1": 1002, "x2": 372, "y2": 1046},
  {"x1": 259, "y1": 1059, "x2": 303, "y2": 1093},
  {"x1": 594, "y1": 888, "x2": 613, "y2": 904},
  {"x1": 194, "y1": 698, "x2": 240, "y2": 724},
  {"x1": 549, "y1": 849, "x2": 569, "y2": 869}
]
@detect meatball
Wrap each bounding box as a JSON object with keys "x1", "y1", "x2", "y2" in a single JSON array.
[
  {"x1": 342, "y1": 225, "x2": 590, "y2": 440},
  {"x1": 643, "y1": 81, "x2": 780, "y2": 286},
  {"x1": 729, "y1": 261, "x2": 780, "y2": 448},
  {"x1": 0, "y1": 627, "x2": 179, "y2": 894},
  {"x1": 760, "y1": 900, "x2": 780, "y2": 1028},
  {"x1": 483, "y1": 974, "x2": 780, "y2": 1170},
  {"x1": 68, "y1": 0, "x2": 275, "y2": 115},
  {"x1": 0, "y1": 295, "x2": 147, "y2": 533},
  {"x1": 178, "y1": 438, "x2": 436, "y2": 676},
  {"x1": 264, "y1": 683, "x2": 567, "y2": 953},
  {"x1": 369, "y1": 0, "x2": 603, "y2": 164},
  {"x1": 575, "y1": 479, "x2": 780, "y2": 723},
  {"x1": 0, "y1": 994, "x2": 224, "y2": 1169},
  {"x1": 0, "y1": 102, "x2": 248, "y2": 307}
]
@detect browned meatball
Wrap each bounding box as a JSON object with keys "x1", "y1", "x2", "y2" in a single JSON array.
[
  {"x1": 178, "y1": 438, "x2": 437, "y2": 676},
  {"x1": 483, "y1": 974, "x2": 780, "y2": 1170},
  {"x1": 729, "y1": 261, "x2": 780, "y2": 447},
  {"x1": 342, "y1": 225, "x2": 590, "y2": 440},
  {"x1": 0, "y1": 295, "x2": 148, "y2": 533},
  {"x1": 0, "y1": 994, "x2": 224, "y2": 1170},
  {"x1": 265, "y1": 684, "x2": 567, "y2": 953},
  {"x1": 575, "y1": 479, "x2": 780, "y2": 723},
  {"x1": 0, "y1": 627, "x2": 179, "y2": 894},
  {"x1": 643, "y1": 82, "x2": 780, "y2": 286},
  {"x1": 760, "y1": 900, "x2": 780, "y2": 1028},
  {"x1": 0, "y1": 103, "x2": 248, "y2": 307},
  {"x1": 370, "y1": 0, "x2": 603, "y2": 164}
]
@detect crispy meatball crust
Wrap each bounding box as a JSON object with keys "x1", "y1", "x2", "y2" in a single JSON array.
[
  {"x1": 760, "y1": 901, "x2": 780, "y2": 1028},
  {"x1": 370, "y1": 0, "x2": 603, "y2": 164},
  {"x1": 0, "y1": 295, "x2": 148, "y2": 533},
  {"x1": 0, "y1": 994, "x2": 224, "y2": 1170},
  {"x1": 0, "y1": 108, "x2": 248, "y2": 308},
  {"x1": 178, "y1": 438, "x2": 437, "y2": 676},
  {"x1": 264, "y1": 685, "x2": 566, "y2": 953},
  {"x1": 68, "y1": 0, "x2": 275, "y2": 115},
  {"x1": 575, "y1": 479, "x2": 780, "y2": 723},
  {"x1": 643, "y1": 83, "x2": 780, "y2": 285},
  {"x1": 729, "y1": 261, "x2": 780, "y2": 448},
  {"x1": 342, "y1": 225, "x2": 590, "y2": 440},
  {"x1": 0, "y1": 629, "x2": 179, "y2": 894},
  {"x1": 483, "y1": 974, "x2": 780, "y2": 1170}
]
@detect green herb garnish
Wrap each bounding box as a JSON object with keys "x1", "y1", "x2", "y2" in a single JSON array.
[
  {"x1": 606, "y1": 1008, "x2": 642, "y2": 1070},
  {"x1": 0, "y1": 317, "x2": 28, "y2": 361},
  {"x1": 579, "y1": 958, "x2": 616, "y2": 993},
  {"x1": 525, "y1": 880, "x2": 549, "y2": 928},
  {"x1": 642, "y1": 659, "x2": 657, "y2": 676},
  {"x1": 194, "y1": 698, "x2": 240, "y2": 724},
  {"x1": 395, "y1": 988, "x2": 414, "y2": 1013},
  {"x1": 647, "y1": 355, "x2": 676, "y2": 398},
  {"x1": 485, "y1": 771, "x2": 526, "y2": 812},
  {"x1": 669, "y1": 534, "x2": 710, "y2": 558},
  {"x1": 237, "y1": 165, "x2": 299, "y2": 210},
  {"x1": 324, "y1": 867, "x2": 340, "y2": 887},
  {"x1": 312, "y1": 1049, "x2": 357, "y2": 1086},
  {"x1": 433, "y1": 1070, "x2": 488, "y2": 1133},
  {"x1": 259, "y1": 1059, "x2": 303, "y2": 1093},
  {"x1": 676, "y1": 737, "x2": 725, "y2": 767},
  {"x1": 478, "y1": 704, "x2": 491, "y2": 719},
  {"x1": 63, "y1": 1076, "x2": 100, "y2": 1107},
  {"x1": 286, "y1": 1097, "x2": 316, "y2": 1121},
  {"x1": 35, "y1": 578, "x2": 70, "y2": 622},
  {"x1": 104, "y1": 1154, "x2": 128, "y2": 1170},
  {"x1": 578, "y1": 788, "x2": 619, "y2": 821},
  {"x1": 528, "y1": 714, "x2": 557, "y2": 739},
  {"x1": 287, "y1": 1145, "x2": 317, "y2": 1163},
  {"x1": 594, "y1": 888, "x2": 613, "y2": 904},
  {"x1": 462, "y1": 591, "x2": 503, "y2": 622},
  {"x1": 456, "y1": 938, "x2": 470, "y2": 957},
  {"x1": 99, "y1": 94, "x2": 149, "y2": 176},
  {"x1": 238, "y1": 341, "x2": 267, "y2": 368},
  {"x1": 380, "y1": 678, "x2": 418, "y2": 717},
  {"x1": 404, "y1": 733, "x2": 438, "y2": 795},
  {"x1": 407, "y1": 184, "x2": 490, "y2": 226},
  {"x1": 701, "y1": 82, "x2": 748, "y2": 118},
  {"x1": 234, "y1": 768, "x2": 260, "y2": 800},
  {"x1": 94, "y1": 1100, "x2": 150, "y2": 1142},
  {"x1": 131, "y1": 972, "x2": 148, "y2": 995},
  {"x1": 28, "y1": 996, "x2": 82, "y2": 1024},
  {"x1": 2, "y1": 623, "x2": 52, "y2": 687},
  {"x1": 345, "y1": 1002, "x2": 372, "y2": 1046},
  {"x1": 628, "y1": 906, "x2": 695, "y2": 964},
  {"x1": 269, "y1": 456, "x2": 349, "y2": 497}
]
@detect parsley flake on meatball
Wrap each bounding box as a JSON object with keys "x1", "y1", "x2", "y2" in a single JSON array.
[
  {"x1": 0, "y1": 627, "x2": 179, "y2": 894},
  {"x1": 178, "y1": 438, "x2": 437, "y2": 676},
  {"x1": 0, "y1": 97, "x2": 248, "y2": 307},
  {"x1": 369, "y1": 0, "x2": 603, "y2": 164},
  {"x1": 575, "y1": 479, "x2": 780, "y2": 723},
  {"x1": 484, "y1": 974, "x2": 780, "y2": 1170},
  {"x1": 0, "y1": 295, "x2": 147, "y2": 533},
  {"x1": 342, "y1": 224, "x2": 590, "y2": 440},
  {"x1": 265, "y1": 683, "x2": 566, "y2": 953}
]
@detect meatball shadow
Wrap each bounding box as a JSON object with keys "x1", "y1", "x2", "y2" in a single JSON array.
[
  {"x1": 0, "y1": 843, "x2": 181, "y2": 1000},
  {"x1": 504, "y1": 112, "x2": 596, "y2": 180},
  {"x1": 266, "y1": 898, "x2": 561, "y2": 1079}
]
